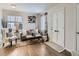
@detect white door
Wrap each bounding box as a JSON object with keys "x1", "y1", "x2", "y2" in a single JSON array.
[
  {"x1": 52, "y1": 9, "x2": 64, "y2": 47},
  {"x1": 52, "y1": 12, "x2": 58, "y2": 43},
  {"x1": 77, "y1": 5, "x2": 79, "y2": 51},
  {"x1": 57, "y1": 10, "x2": 64, "y2": 47}
]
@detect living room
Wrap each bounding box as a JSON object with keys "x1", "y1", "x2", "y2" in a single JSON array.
[
  {"x1": 1, "y1": 3, "x2": 79, "y2": 56},
  {"x1": 1, "y1": 4, "x2": 47, "y2": 43},
  {"x1": 0, "y1": 3, "x2": 50, "y2": 56}
]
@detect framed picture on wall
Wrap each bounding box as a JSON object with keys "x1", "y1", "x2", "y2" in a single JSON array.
[{"x1": 28, "y1": 16, "x2": 36, "y2": 23}]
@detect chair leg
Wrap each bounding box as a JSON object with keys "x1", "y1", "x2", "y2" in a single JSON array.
[
  {"x1": 9, "y1": 39, "x2": 12, "y2": 46},
  {"x1": 41, "y1": 38, "x2": 44, "y2": 42},
  {"x1": 10, "y1": 41, "x2": 12, "y2": 46},
  {"x1": 3, "y1": 43, "x2": 4, "y2": 47},
  {"x1": 15, "y1": 38, "x2": 17, "y2": 44}
]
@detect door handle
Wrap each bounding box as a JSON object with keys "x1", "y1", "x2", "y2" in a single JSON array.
[
  {"x1": 54, "y1": 30, "x2": 57, "y2": 32},
  {"x1": 54, "y1": 30, "x2": 59, "y2": 32},
  {"x1": 57, "y1": 30, "x2": 59, "y2": 32},
  {"x1": 76, "y1": 32, "x2": 79, "y2": 34}
]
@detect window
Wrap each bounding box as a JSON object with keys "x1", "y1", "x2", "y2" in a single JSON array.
[
  {"x1": 7, "y1": 22, "x2": 15, "y2": 29},
  {"x1": 7, "y1": 16, "x2": 16, "y2": 29},
  {"x1": 7, "y1": 16, "x2": 23, "y2": 30},
  {"x1": 16, "y1": 16, "x2": 23, "y2": 29},
  {"x1": 8, "y1": 16, "x2": 15, "y2": 22},
  {"x1": 16, "y1": 16, "x2": 23, "y2": 23}
]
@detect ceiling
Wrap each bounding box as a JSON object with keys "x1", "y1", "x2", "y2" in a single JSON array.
[{"x1": 0, "y1": 3, "x2": 56, "y2": 14}]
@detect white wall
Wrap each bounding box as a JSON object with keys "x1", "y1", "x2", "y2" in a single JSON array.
[
  {"x1": 65, "y1": 4, "x2": 76, "y2": 51},
  {"x1": 45, "y1": 4, "x2": 77, "y2": 52},
  {"x1": 0, "y1": 9, "x2": 2, "y2": 47},
  {"x1": 21, "y1": 12, "x2": 36, "y2": 31}
]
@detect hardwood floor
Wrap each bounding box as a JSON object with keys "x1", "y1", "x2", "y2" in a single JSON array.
[{"x1": 0, "y1": 40, "x2": 65, "y2": 56}]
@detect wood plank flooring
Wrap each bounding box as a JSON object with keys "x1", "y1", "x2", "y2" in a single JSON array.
[{"x1": 0, "y1": 40, "x2": 65, "y2": 56}]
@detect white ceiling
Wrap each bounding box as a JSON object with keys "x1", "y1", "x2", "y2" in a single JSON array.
[{"x1": 0, "y1": 3, "x2": 56, "y2": 14}]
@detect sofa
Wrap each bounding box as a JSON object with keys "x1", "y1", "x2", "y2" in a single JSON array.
[{"x1": 21, "y1": 29, "x2": 43, "y2": 41}]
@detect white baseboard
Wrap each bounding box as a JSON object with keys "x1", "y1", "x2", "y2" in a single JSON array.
[
  {"x1": 45, "y1": 42, "x2": 79, "y2": 56},
  {"x1": 44, "y1": 42, "x2": 64, "y2": 52},
  {"x1": 71, "y1": 51, "x2": 79, "y2": 56}
]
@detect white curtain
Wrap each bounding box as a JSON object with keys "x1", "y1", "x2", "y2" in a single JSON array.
[{"x1": 40, "y1": 15, "x2": 46, "y2": 32}]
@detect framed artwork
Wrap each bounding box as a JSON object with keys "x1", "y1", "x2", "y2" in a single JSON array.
[{"x1": 28, "y1": 16, "x2": 36, "y2": 23}]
